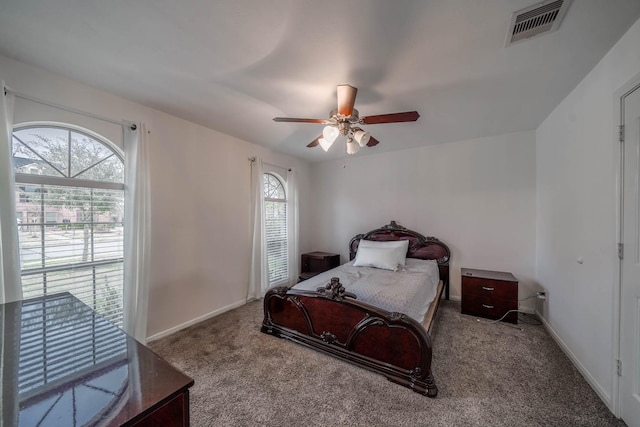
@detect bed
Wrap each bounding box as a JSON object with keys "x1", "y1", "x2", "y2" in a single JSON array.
[{"x1": 261, "y1": 221, "x2": 450, "y2": 397}]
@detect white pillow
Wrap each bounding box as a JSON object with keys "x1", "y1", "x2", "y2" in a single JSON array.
[
  {"x1": 357, "y1": 239, "x2": 409, "y2": 266},
  {"x1": 353, "y1": 240, "x2": 409, "y2": 271}
]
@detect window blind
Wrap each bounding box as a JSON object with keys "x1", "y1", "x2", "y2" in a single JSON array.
[{"x1": 265, "y1": 200, "x2": 288, "y2": 285}]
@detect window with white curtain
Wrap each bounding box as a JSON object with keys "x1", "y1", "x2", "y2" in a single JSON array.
[
  {"x1": 12, "y1": 124, "x2": 125, "y2": 327},
  {"x1": 263, "y1": 173, "x2": 288, "y2": 285}
]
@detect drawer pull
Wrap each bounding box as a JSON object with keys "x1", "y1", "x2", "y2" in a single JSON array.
[
  {"x1": 482, "y1": 304, "x2": 494, "y2": 309},
  {"x1": 481, "y1": 286, "x2": 494, "y2": 291}
]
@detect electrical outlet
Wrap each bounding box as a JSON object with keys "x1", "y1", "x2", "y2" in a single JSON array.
[{"x1": 537, "y1": 291, "x2": 547, "y2": 301}]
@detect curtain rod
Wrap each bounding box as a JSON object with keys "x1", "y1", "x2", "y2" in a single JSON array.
[
  {"x1": 248, "y1": 157, "x2": 291, "y2": 172},
  {"x1": 4, "y1": 86, "x2": 137, "y2": 131}
]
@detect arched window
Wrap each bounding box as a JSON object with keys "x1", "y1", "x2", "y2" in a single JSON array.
[
  {"x1": 12, "y1": 124, "x2": 125, "y2": 326},
  {"x1": 263, "y1": 173, "x2": 288, "y2": 285}
]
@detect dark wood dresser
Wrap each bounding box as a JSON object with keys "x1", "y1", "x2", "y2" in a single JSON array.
[
  {"x1": 299, "y1": 251, "x2": 340, "y2": 281},
  {"x1": 461, "y1": 268, "x2": 518, "y2": 324},
  {"x1": 0, "y1": 292, "x2": 194, "y2": 426}
]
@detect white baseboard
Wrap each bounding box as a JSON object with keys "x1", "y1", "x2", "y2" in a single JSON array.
[
  {"x1": 535, "y1": 310, "x2": 612, "y2": 410},
  {"x1": 146, "y1": 299, "x2": 247, "y2": 342}
]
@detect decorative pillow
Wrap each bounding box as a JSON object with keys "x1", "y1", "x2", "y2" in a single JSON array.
[
  {"x1": 357, "y1": 239, "x2": 409, "y2": 266},
  {"x1": 353, "y1": 240, "x2": 409, "y2": 271}
]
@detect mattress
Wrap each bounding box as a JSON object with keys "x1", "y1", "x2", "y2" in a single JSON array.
[{"x1": 292, "y1": 258, "x2": 440, "y2": 323}]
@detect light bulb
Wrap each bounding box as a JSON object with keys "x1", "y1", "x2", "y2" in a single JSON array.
[
  {"x1": 346, "y1": 138, "x2": 360, "y2": 155},
  {"x1": 319, "y1": 137, "x2": 334, "y2": 152},
  {"x1": 323, "y1": 125, "x2": 339, "y2": 143},
  {"x1": 353, "y1": 130, "x2": 370, "y2": 147}
]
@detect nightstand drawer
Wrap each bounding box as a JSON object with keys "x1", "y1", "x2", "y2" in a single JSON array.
[
  {"x1": 461, "y1": 277, "x2": 517, "y2": 300},
  {"x1": 461, "y1": 294, "x2": 517, "y2": 323}
]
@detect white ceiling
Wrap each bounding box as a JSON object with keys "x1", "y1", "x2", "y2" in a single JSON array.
[{"x1": 1, "y1": 0, "x2": 639, "y2": 162}]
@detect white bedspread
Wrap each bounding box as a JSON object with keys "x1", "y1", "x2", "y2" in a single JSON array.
[{"x1": 292, "y1": 258, "x2": 440, "y2": 323}]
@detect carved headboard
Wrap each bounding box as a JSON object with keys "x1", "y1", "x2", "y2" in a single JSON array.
[{"x1": 349, "y1": 221, "x2": 451, "y2": 299}]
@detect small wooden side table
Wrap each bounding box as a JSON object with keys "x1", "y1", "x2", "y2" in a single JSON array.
[
  {"x1": 461, "y1": 268, "x2": 518, "y2": 324},
  {"x1": 299, "y1": 251, "x2": 340, "y2": 281}
]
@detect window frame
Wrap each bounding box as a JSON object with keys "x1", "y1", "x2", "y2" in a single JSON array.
[
  {"x1": 12, "y1": 122, "x2": 126, "y2": 326},
  {"x1": 263, "y1": 172, "x2": 289, "y2": 286},
  {"x1": 13, "y1": 123, "x2": 124, "y2": 188}
]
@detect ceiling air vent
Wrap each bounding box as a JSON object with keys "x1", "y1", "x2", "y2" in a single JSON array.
[{"x1": 505, "y1": 0, "x2": 571, "y2": 46}]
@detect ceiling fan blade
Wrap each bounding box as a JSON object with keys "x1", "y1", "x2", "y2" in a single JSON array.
[
  {"x1": 361, "y1": 111, "x2": 420, "y2": 124},
  {"x1": 307, "y1": 135, "x2": 322, "y2": 147},
  {"x1": 337, "y1": 84, "x2": 358, "y2": 116},
  {"x1": 367, "y1": 136, "x2": 380, "y2": 147},
  {"x1": 273, "y1": 117, "x2": 331, "y2": 124}
]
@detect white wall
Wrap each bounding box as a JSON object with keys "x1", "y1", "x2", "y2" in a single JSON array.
[
  {"x1": 309, "y1": 130, "x2": 537, "y2": 308},
  {"x1": 536, "y1": 17, "x2": 640, "y2": 409},
  {"x1": 0, "y1": 54, "x2": 313, "y2": 339}
]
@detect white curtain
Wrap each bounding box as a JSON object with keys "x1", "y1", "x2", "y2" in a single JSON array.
[
  {"x1": 248, "y1": 157, "x2": 266, "y2": 300},
  {"x1": 0, "y1": 83, "x2": 22, "y2": 304},
  {"x1": 287, "y1": 168, "x2": 299, "y2": 285},
  {"x1": 123, "y1": 123, "x2": 151, "y2": 344}
]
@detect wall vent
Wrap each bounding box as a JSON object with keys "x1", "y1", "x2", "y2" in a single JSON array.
[{"x1": 505, "y1": 0, "x2": 571, "y2": 46}]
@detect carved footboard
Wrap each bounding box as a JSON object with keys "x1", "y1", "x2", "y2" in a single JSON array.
[{"x1": 261, "y1": 279, "x2": 438, "y2": 397}]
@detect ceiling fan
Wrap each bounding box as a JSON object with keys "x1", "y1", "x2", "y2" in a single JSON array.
[{"x1": 273, "y1": 84, "x2": 420, "y2": 155}]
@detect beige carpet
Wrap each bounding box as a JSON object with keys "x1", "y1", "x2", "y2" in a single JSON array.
[{"x1": 149, "y1": 300, "x2": 624, "y2": 426}]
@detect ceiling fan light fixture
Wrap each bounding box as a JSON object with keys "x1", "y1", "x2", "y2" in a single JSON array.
[
  {"x1": 322, "y1": 125, "x2": 339, "y2": 143},
  {"x1": 319, "y1": 137, "x2": 334, "y2": 152},
  {"x1": 346, "y1": 138, "x2": 360, "y2": 155},
  {"x1": 273, "y1": 84, "x2": 420, "y2": 155},
  {"x1": 353, "y1": 129, "x2": 370, "y2": 147}
]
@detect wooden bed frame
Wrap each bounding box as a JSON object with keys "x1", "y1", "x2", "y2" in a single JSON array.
[{"x1": 261, "y1": 221, "x2": 450, "y2": 397}]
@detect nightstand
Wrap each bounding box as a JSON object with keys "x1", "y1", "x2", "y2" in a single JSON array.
[
  {"x1": 299, "y1": 251, "x2": 340, "y2": 281},
  {"x1": 461, "y1": 268, "x2": 518, "y2": 324}
]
